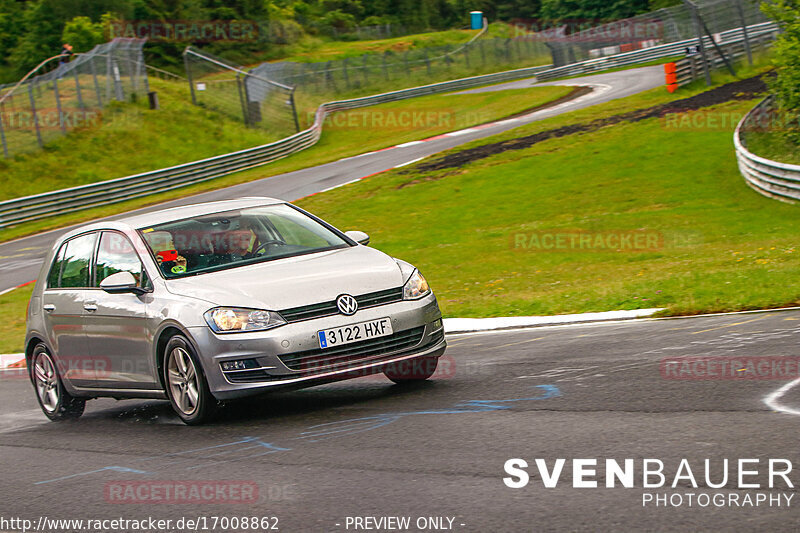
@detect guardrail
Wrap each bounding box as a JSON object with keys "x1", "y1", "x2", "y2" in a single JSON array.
[
  {"x1": 0, "y1": 21, "x2": 780, "y2": 229},
  {"x1": 672, "y1": 28, "x2": 777, "y2": 87},
  {"x1": 734, "y1": 96, "x2": 800, "y2": 203},
  {"x1": 537, "y1": 21, "x2": 778, "y2": 82}
]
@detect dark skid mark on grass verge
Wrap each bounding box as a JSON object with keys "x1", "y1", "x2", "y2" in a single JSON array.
[{"x1": 413, "y1": 75, "x2": 768, "y2": 173}]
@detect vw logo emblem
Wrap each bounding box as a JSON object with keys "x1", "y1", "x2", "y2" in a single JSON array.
[{"x1": 336, "y1": 294, "x2": 358, "y2": 316}]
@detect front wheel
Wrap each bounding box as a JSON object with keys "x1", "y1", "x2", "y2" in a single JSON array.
[
  {"x1": 31, "y1": 344, "x2": 85, "y2": 421},
  {"x1": 163, "y1": 335, "x2": 216, "y2": 425},
  {"x1": 384, "y1": 356, "x2": 439, "y2": 384}
]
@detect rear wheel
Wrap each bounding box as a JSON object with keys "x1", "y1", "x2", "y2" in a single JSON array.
[
  {"x1": 31, "y1": 344, "x2": 85, "y2": 421},
  {"x1": 163, "y1": 335, "x2": 216, "y2": 425},
  {"x1": 384, "y1": 356, "x2": 439, "y2": 384}
]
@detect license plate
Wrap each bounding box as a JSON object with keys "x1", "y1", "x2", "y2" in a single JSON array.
[{"x1": 318, "y1": 317, "x2": 393, "y2": 349}]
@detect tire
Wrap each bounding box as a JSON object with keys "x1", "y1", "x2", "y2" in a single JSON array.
[
  {"x1": 163, "y1": 335, "x2": 216, "y2": 425},
  {"x1": 31, "y1": 344, "x2": 85, "y2": 421},
  {"x1": 384, "y1": 355, "x2": 439, "y2": 384}
]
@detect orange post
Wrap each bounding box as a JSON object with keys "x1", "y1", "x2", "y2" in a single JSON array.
[{"x1": 665, "y1": 62, "x2": 678, "y2": 93}]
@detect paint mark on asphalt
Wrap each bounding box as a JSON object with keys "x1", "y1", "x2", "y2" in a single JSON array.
[
  {"x1": 33, "y1": 386, "x2": 561, "y2": 484},
  {"x1": 764, "y1": 377, "x2": 800, "y2": 416}
]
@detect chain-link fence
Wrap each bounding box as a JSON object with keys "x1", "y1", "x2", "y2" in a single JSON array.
[
  {"x1": 536, "y1": 0, "x2": 767, "y2": 66},
  {"x1": 249, "y1": 37, "x2": 551, "y2": 100},
  {"x1": 0, "y1": 38, "x2": 148, "y2": 158},
  {"x1": 183, "y1": 47, "x2": 299, "y2": 138}
]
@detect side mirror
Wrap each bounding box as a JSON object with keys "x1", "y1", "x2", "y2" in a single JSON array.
[
  {"x1": 100, "y1": 271, "x2": 145, "y2": 294},
  {"x1": 345, "y1": 230, "x2": 370, "y2": 246}
]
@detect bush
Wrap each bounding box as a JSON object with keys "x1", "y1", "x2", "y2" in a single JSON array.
[{"x1": 762, "y1": 0, "x2": 800, "y2": 142}]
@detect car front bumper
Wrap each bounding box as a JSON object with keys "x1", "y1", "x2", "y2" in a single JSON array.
[{"x1": 186, "y1": 293, "x2": 445, "y2": 400}]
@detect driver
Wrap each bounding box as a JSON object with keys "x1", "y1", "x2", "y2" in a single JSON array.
[{"x1": 233, "y1": 218, "x2": 260, "y2": 258}]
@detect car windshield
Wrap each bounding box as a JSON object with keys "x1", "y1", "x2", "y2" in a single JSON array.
[{"x1": 138, "y1": 204, "x2": 350, "y2": 279}]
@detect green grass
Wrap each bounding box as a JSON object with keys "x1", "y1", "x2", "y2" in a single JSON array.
[
  {"x1": 0, "y1": 77, "x2": 278, "y2": 202},
  {"x1": 0, "y1": 84, "x2": 572, "y2": 242},
  {"x1": 296, "y1": 96, "x2": 800, "y2": 319},
  {"x1": 0, "y1": 284, "x2": 34, "y2": 354},
  {"x1": 225, "y1": 23, "x2": 518, "y2": 67}
]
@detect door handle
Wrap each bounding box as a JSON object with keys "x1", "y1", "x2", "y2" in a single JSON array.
[
  {"x1": 84, "y1": 303, "x2": 98, "y2": 312},
  {"x1": 43, "y1": 304, "x2": 55, "y2": 312}
]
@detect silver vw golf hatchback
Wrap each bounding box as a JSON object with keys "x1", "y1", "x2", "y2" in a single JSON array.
[{"x1": 25, "y1": 198, "x2": 446, "y2": 424}]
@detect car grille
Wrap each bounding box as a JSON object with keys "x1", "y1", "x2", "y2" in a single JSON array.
[
  {"x1": 278, "y1": 287, "x2": 403, "y2": 323},
  {"x1": 279, "y1": 326, "x2": 425, "y2": 371}
]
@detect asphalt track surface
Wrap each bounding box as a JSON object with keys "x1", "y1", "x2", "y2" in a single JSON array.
[
  {"x1": 3, "y1": 310, "x2": 800, "y2": 531},
  {"x1": 0, "y1": 65, "x2": 664, "y2": 292}
]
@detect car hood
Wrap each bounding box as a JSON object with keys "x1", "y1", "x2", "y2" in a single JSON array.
[{"x1": 163, "y1": 245, "x2": 406, "y2": 310}]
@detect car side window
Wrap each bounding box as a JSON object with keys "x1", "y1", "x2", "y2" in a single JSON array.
[
  {"x1": 95, "y1": 232, "x2": 145, "y2": 287},
  {"x1": 59, "y1": 233, "x2": 98, "y2": 289},
  {"x1": 46, "y1": 244, "x2": 66, "y2": 288}
]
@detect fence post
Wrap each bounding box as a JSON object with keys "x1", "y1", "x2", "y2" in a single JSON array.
[
  {"x1": 184, "y1": 51, "x2": 197, "y2": 105},
  {"x1": 236, "y1": 72, "x2": 249, "y2": 126},
  {"x1": 128, "y1": 46, "x2": 138, "y2": 92},
  {"x1": 480, "y1": 40, "x2": 486, "y2": 66},
  {"x1": 288, "y1": 89, "x2": 300, "y2": 133},
  {"x1": 342, "y1": 57, "x2": 350, "y2": 89},
  {"x1": 53, "y1": 77, "x2": 66, "y2": 133},
  {"x1": 112, "y1": 59, "x2": 124, "y2": 101},
  {"x1": 72, "y1": 66, "x2": 84, "y2": 109},
  {"x1": 735, "y1": 0, "x2": 753, "y2": 65},
  {"x1": 0, "y1": 112, "x2": 8, "y2": 158},
  {"x1": 463, "y1": 46, "x2": 470, "y2": 69},
  {"x1": 27, "y1": 82, "x2": 43, "y2": 147},
  {"x1": 325, "y1": 61, "x2": 336, "y2": 92},
  {"x1": 684, "y1": 0, "x2": 711, "y2": 86},
  {"x1": 105, "y1": 51, "x2": 112, "y2": 103},
  {"x1": 89, "y1": 58, "x2": 102, "y2": 108},
  {"x1": 362, "y1": 54, "x2": 368, "y2": 85},
  {"x1": 139, "y1": 47, "x2": 150, "y2": 94}
]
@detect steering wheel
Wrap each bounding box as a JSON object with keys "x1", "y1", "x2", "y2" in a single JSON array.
[{"x1": 251, "y1": 239, "x2": 285, "y2": 256}]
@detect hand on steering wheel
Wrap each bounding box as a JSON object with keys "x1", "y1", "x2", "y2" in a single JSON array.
[{"x1": 251, "y1": 239, "x2": 285, "y2": 256}]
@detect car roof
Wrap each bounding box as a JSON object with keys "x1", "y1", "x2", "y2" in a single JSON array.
[{"x1": 56, "y1": 197, "x2": 285, "y2": 243}]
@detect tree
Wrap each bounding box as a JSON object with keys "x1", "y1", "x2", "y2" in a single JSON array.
[
  {"x1": 539, "y1": 0, "x2": 651, "y2": 22},
  {"x1": 762, "y1": 0, "x2": 800, "y2": 141},
  {"x1": 62, "y1": 16, "x2": 105, "y2": 53}
]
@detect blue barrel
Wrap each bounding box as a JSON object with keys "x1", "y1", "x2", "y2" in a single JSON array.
[{"x1": 470, "y1": 11, "x2": 483, "y2": 30}]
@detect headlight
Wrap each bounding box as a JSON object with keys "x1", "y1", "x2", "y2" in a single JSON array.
[
  {"x1": 204, "y1": 307, "x2": 286, "y2": 333},
  {"x1": 403, "y1": 269, "x2": 431, "y2": 300}
]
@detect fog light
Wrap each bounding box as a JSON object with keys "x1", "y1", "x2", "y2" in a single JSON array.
[
  {"x1": 432, "y1": 319, "x2": 443, "y2": 329},
  {"x1": 220, "y1": 359, "x2": 258, "y2": 372}
]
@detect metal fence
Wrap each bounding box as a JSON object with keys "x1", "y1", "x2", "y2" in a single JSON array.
[
  {"x1": 735, "y1": 96, "x2": 800, "y2": 203},
  {"x1": 248, "y1": 35, "x2": 551, "y2": 98},
  {"x1": 0, "y1": 38, "x2": 148, "y2": 158},
  {"x1": 536, "y1": 21, "x2": 777, "y2": 82},
  {"x1": 672, "y1": 27, "x2": 777, "y2": 87},
  {"x1": 540, "y1": 0, "x2": 767, "y2": 67},
  {"x1": 183, "y1": 47, "x2": 299, "y2": 137}
]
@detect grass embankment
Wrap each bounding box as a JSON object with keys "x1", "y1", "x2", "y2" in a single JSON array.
[
  {"x1": 744, "y1": 131, "x2": 800, "y2": 165},
  {"x1": 0, "y1": 77, "x2": 276, "y2": 202},
  {"x1": 221, "y1": 23, "x2": 517, "y2": 67},
  {"x1": 0, "y1": 284, "x2": 33, "y2": 354},
  {"x1": 0, "y1": 84, "x2": 572, "y2": 242},
  {"x1": 294, "y1": 67, "x2": 800, "y2": 318}
]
